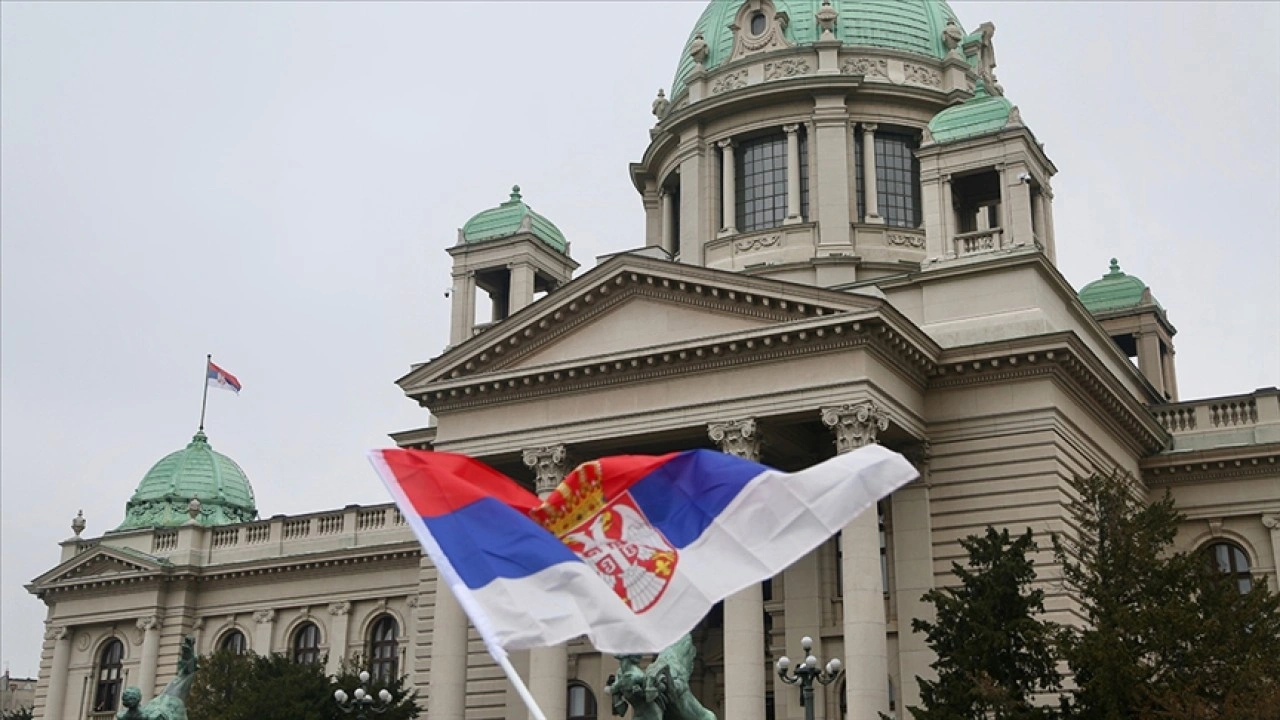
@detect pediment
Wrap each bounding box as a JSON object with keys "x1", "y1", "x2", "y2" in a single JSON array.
[
  {"x1": 30, "y1": 546, "x2": 166, "y2": 590},
  {"x1": 400, "y1": 253, "x2": 885, "y2": 392}
]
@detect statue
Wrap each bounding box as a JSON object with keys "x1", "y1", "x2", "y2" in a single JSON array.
[
  {"x1": 652, "y1": 89, "x2": 670, "y2": 120},
  {"x1": 117, "y1": 635, "x2": 198, "y2": 720},
  {"x1": 606, "y1": 634, "x2": 716, "y2": 720}
]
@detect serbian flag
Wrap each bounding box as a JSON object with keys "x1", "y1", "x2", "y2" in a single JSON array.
[
  {"x1": 370, "y1": 444, "x2": 916, "y2": 655},
  {"x1": 206, "y1": 361, "x2": 242, "y2": 394}
]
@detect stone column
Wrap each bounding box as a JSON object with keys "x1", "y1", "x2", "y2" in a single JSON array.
[
  {"x1": 508, "y1": 264, "x2": 537, "y2": 317},
  {"x1": 1262, "y1": 515, "x2": 1280, "y2": 587},
  {"x1": 327, "y1": 601, "x2": 352, "y2": 675},
  {"x1": 253, "y1": 609, "x2": 275, "y2": 655},
  {"x1": 449, "y1": 270, "x2": 477, "y2": 346},
  {"x1": 708, "y1": 419, "x2": 767, "y2": 720},
  {"x1": 940, "y1": 174, "x2": 954, "y2": 257},
  {"x1": 661, "y1": 188, "x2": 677, "y2": 256},
  {"x1": 430, "y1": 584, "x2": 469, "y2": 720},
  {"x1": 136, "y1": 615, "x2": 163, "y2": 698},
  {"x1": 1042, "y1": 189, "x2": 1057, "y2": 262},
  {"x1": 784, "y1": 124, "x2": 802, "y2": 223},
  {"x1": 1135, "y1": 331, "x2": 1167, "y2": 397},
  {"x1": 860, "y1": 124, "x2": 883, "y2": 224},
  {"x1": 523, "y1": 445, "x2": 573, "y2": 720},
  {"x1": 821, "y1": 401, "x2": 891, "y2": 718},
  {"x1": 1031, "y1": 188, "x2": 1046, "y2": 247},
  {"x1": 719, "y1": 139, "x2": 737, "y2": 235},
  {"x1": 891, "y1": 443, "x2": 934, "y2": 712},
  {"x1": 1162, "y1": 347, "x2": 1179, "y2": 402},
  {"x1": 43, "y1": 624, "x2": 72, "y2": 720}
]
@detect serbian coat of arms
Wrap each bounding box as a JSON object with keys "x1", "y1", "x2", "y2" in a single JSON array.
[{"x1": 529, "y1": 461, "x2": 678, "y2": 613}]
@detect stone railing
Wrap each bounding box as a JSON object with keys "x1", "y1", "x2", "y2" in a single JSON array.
[
  {"x1": 1151, "y1": 389, "x2": 1279, "y2": 448},
  {"x1": 152, "y1": 529, "x2": 178, "y2": 553},
  {"x1": 953, "y1": 228, "x2": 1004, "y2": 257}
]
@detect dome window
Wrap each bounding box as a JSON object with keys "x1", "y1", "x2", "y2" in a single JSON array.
[{"x1": 750, "y1": 12, "x2": 767, "y2": 36}]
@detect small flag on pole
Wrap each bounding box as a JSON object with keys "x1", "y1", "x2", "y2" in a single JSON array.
[{"x1": 206, "y1": 361, "x2": 242, "y2": 394}]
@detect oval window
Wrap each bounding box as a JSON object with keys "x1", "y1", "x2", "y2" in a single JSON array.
[{"x1": 751, "y1": 13, "x2": 767, "y2": 35}]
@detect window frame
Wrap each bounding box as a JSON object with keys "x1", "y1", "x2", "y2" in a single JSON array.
[
  {"x1": 92, "y1": 638, "x2": 125, "y2": 713},
  {"x1": 292, "y1": 621, "x2": 322, "y2": 664},
  {"x1": 567, "y1": 681, "x2": 597, "y2": 720},
  {"x1": 1205, "y1": 540, "x2": 1253, "y2": 594},
  {"x1": 734, "y1": 133, "x2": 789, "y2": 233},
  {"x1": 368, "y1": 615, "x2": 400, "y2": 682},
  {"x1": 219, "y1": 629, "x2": 248, "y2": 655}
]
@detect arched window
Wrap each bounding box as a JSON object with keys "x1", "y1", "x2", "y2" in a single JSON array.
[
  {"x1": 368, "y1": 615, "x2": 399, "y2": 682},
  {"x1": 292, "y1": 622, "x2": 321, "y2": 664},
  {"x1": 1205, "y1": 541, "x2": 1253, "y2": 594},
  {"x1": 93, "y1": 638, "x2": 125, "y2": 712},
  {"x1": 567, "y1": 682, "x2": 597, "y2": 720},
  {"x1": 219, "y1": 629, "x2": 247, "y2": 655}
]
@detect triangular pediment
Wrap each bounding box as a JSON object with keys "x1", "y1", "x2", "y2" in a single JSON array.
[
  {"x1": 400, "y1": 253, "x2": 885, "y2": 392},
  {"x1": 30, "y1": 545, "x2": 167, "y2": 591}
]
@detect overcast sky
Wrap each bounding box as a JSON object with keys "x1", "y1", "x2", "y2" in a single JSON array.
[{"x1": 3, "y1": 1, "x2": 1277, "y2": 677}]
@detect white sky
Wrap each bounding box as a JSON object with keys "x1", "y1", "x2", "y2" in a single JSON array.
[{"x1": 2, "y1": 1, "x2": 1277, "y2": 677}]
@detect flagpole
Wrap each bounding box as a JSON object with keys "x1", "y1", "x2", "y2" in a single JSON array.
[
  {"x1": 198, "y1": 354, "x2": 211, "y2": 431},
  {"x1": 494, "y1": 650, "x2": 548, "y2": 720}
]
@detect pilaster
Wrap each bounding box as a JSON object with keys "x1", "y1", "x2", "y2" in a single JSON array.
[
  {"x1": 1262, "y1": 515, "x2": 1280, "y2": 587},
  {"x1": 327, "y1": 601, "x2": 352, "y2": 675},
  {"x1": 523, "y1": 444, "x2": 573, "y2": 720},
  {"x1": 253, "y1": 609, "x2": 275, "y2": 656},
  {"x1": 43, "y1": 624, "x2": 71, "y2": 720},
  {"x1": 136, "y1": 614, "x2": 163, "y2": 698},
  {"x1": 429, "y1": 587, "x2": 469, "y2": 720},
  {"x1": 812, "y1": 95, "x2": 852, "y2": 250},
  {"x1": 891, "y1": 443, "x2": 934, "y2": 712}
]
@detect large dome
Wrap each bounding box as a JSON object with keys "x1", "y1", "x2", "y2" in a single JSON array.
[
  {"x1": 671, "y1": 0, "x2": 963, "y2": 100},
  {"x1": 115, "y1": 430, "x2": 257, "y2": 530}
]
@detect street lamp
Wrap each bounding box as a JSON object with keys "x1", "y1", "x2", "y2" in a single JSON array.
[
  {"x1": 333, "y1": 670, "x2": 395, "y2": 719},
  {"x1": 776, "y1": 636, "x2": 842, "y2": 720}
]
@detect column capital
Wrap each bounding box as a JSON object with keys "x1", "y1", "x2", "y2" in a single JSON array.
[
  {"x1": 782, "y1": 123, "x2": 800, "y2": 134},
  {"x1": 136, "y1": 615, "x2": 163, "y2": 632},
  {"x1": 328, "y1": 601, "x2": 352, "y2": 616},
  {"x1": 821, "y1": 401, "x2": 890, "y2": 453},
  {"x1": 44, "y1": 623, "x2": 70, "y2": 642},
  {"x1": 860, "y1": 122, "x2": 878, "y2": 133},
  {"x1": 523, "y1": 445, "x2": 572, "y2": 496},
  {"x1": 1263, "y1": 514, "x2": 1280, "y2": 530},
  {"x1": 253, "y1": 609, "x2": 276, "y2": 625},
  {"x1": 708, "y1": 418, "x2": 762, "y2": 461},
  {"x1": 901, "y1": 440, "x2": 932, "y2": 471},
  {"x1": 716, "y1": 138, "x2": 735, "y2": 150}
]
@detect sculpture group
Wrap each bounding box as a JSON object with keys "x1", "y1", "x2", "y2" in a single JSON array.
[
  {"x1": 117, "y1": 635, "x2": 198, "y2": 720},
  {"x1": 606, "y1": 634, "x2": 716, "y2": 720}
]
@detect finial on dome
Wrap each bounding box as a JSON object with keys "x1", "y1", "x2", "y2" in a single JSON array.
[
  {"x1": 72, "y1": 510, "x2": 86, "y2": 537},
  {"x1": 652, "y1": 89, "x2": 670, "y2": 120},
  {"x1": 942, "y1": 18, "x2": 964, "y2": 58},
  {"x1": 690, "y1": 32, "x2": 709, "y2": 67},
  {"x1": 816, "y1": 0, "x2": 837, "y2": 39},
  {"x1": 1108, "y1": 258, "x2": 1121, "y2": 275},
  {"x1": 509, "y1": 185, "x2": 522, "y2": 202}
]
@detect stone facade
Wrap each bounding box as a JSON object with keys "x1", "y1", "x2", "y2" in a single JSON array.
[{"x1": 27, "y1": 2, "x2": 1279, "y2": 720}]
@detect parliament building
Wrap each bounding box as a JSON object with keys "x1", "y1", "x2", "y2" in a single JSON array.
[{"x1": 27, "y1": 1, "x2": 1279, "y2": 719}]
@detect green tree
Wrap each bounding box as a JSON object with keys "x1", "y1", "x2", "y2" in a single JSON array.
[
  {"x1": 908, "y1": 526, "x2": 1062, "y2": 720},
  {"x1": 186, "y1": 650, "x2": 419, "y2": 720},
  {"x1": 1054, "y1": 471, "x2": 1280, "y2": 720},
  {"x1": 1, "y1": 708, "x2": 35, "y2": 720}
]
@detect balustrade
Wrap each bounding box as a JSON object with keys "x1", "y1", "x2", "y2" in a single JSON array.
[{"x1": 953, "y1": 228, "x2": 1003, "y2": 256}]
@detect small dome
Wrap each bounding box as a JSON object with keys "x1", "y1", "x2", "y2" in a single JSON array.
[
  {"x1": 460, "y1": 186, "x2": 568, "y2": 254},
  {"x1": 115, "y1": 430, "x2": 257, "y2": 531},
  {"x1": 1078, "y1": 259, "x2": 1158, "y2": 314},
  {"x1": 671, "y1": 0, "x2": 963, "y2": 100},
  {"x1": 927, "y1": 81, "x2": 1013, "y2": 144}
]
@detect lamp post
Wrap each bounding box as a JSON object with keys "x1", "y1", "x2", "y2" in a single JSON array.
[
  {"x1": 776, "y1": 636, "x2": 842, "y2": 720},
  {"x1": 333, "y1": 670, "x2": 395, "y2": 719}
]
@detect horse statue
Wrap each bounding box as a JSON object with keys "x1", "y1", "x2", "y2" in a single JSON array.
[
  {"x1": 117, "y1": 635, "x2": 198, "y2": 720},
  {"x1": 606, "y1": 634, "x2": 716, "y2": 720}
]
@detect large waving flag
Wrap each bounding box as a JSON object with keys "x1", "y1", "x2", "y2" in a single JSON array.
[{"x1": 371, "y1": 444, "x2": 916, "y2": 656}]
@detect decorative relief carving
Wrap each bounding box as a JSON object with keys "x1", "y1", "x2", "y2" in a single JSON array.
[
  {"x1": 764, "y1": 58, "x2": 811, "y2": 81},
  {"x1": 523, "y1": 445, "x2": 571, "y2": 496},
  {"x1": 711, "y1": 71, "x2": 748, "y2": 95},
  {"x1": 887, "y1": 233, "x2": 925, "y2": 248},
  {"x1": 734, "y1": 234, "x2": 781, "y2": 252},
  {"x1": 1263, "y1": 515, "x2": 1280, "y2": 531},
  {"x1": 708, "y1": 419, "x2": 762, "y2": 461},
  {"x1": 77, "y1": 632, "x2": 91, "y2": 651},
  {"x1": 903, "y1": 63, "x2": 942, "y2": 88},
  {"x1": 821, "y1": 401, "x2": 890, "y2": 453},
  {"x1": 689, "y1": 32, "x2": 709, "y2": 67},
  {"x1": 1006, "y1": 105, "x2": 1023, "y2": 127},
  {"x1": 731, "y1": 1, "x2": 792, "y2": 60},
  {"x1": 136, "y1": 615, "x2": 162, "y2": 632},
  {"x1": 328, "y1": 601, "x2": 352, "y2": 616},
  {"x1": 841, "y1": 57, "x2": 888, "y2": 79},
  {"x1": 406, "y1": 594, "x2": 420, "y2": 609},
  {"x1": 45, "y1": 624, "x2": 69, "y2": 642},
  {"x1": 253, "y1": 609, "x2": 275, "y2": 625}
]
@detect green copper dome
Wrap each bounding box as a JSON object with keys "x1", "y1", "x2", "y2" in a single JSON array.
[
  {"x1": 671, "y1": 0, "x2": 963, "y2": 100},
  {"x1": 460, "y1": 186, "x2": 568, "y2": 254},
  {"x1": 1078, "y1": 259, "x2": 1159, "y2": 314},
  {"x1": 115, "y1": 430, "x2": 257, "y2": 531},
  {"x1": 927, "y1": 80, "x2": 1013, "y2": 143}
]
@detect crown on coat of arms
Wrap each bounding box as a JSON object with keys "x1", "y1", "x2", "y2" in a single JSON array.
[{"x1": 529, "y1": 461, "x2": 606, "y2": 537}]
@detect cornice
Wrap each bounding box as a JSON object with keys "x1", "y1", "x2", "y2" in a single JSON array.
[{"x1": 1142, "y1": 443, "x2": 1280, "y2": 487}]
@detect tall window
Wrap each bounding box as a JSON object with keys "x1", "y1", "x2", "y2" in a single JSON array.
[
  {"x1": 292, "y1": 622, "x2": 321, "y2": 664},
  {"x1": 93, "y1": 638, "x2": 124, "y2": 712},
  {"x1": 368, "y1": 615, "x2": 399, "y2": 682},
  {"x1": 736, "y1": 134, "x2": 788, "y2": 232},
  {"x1": 219, "y1": 629, "x2": 247, "y2": 655},
  {"x1": 855, "y1": 129, "x2": 922, "y2": 228},
  {"x1": 1205, "y1": 541, "x2": 1253, "y2": 594},
  {"x1": 567, "y1": 682, "x2": 597, "y2": 720}
]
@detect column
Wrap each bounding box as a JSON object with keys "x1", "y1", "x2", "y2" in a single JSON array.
[
  {"x1": 784, "y1": 124, "x2": 802, "y2": 223},
  {"x1": 253, "y1": 609, "x2": 275, "y2": 655},
  {"x1": 43, "y1": 624, "x2": 72, "y2": 720},
  {"x1": 430, "y1": 583, "x2": 469, "y2": 720},
  {"x1": 327, "y1": 601, "x2": 352, "y2": 675},
  {"x1": 821, "y1": 402, "x2": 891, "y2": 718},
  {"x1": 708, "y1": 420, "x2": 766, "y2": 720},
  {"x1": 1031, "y1": 188, "x2": 1046, "y2": 248},
  {"x1": 508, "y1": 263, "x2": 537, "y2": 316},
  {"x1": 861, "y1": 124, "x2": 883, "y2": 224},
  {"x1": 1135, "y1": 331, "x2": 1167, "y2": 397},
  {"x1": 449, "y1": 270, "x2": 477, "y2": 346},
  {"x1": 892, "y1": 444, "x2": 934, "y2": 712},
  {"x1": 523, "y1": 445, "x2": 573, "y2": 720},
  {"x1": 1262, "y1": 515, "x2": 1280, "y2": 587},
  {"x1": 940, "y1": 174, "x2": 954, "y2": 257},
  {"x1": 719, "y1": 139, "x2": 737, "y2": 235},
  {"x1": 1163, "y1": 347, "x2": 1179, "y2": 402},
  {"x1": 1042, "y1": 189, "x2": 1057, "y2": 262},
  {"x1": 136, "y1": 615, "x2": 163, "y2": 698},
  {"x1": 661, "y1": 188, "x2": 677, "y2": 256},
  {"x1": 678, "y1": 140, "x2": 707, "y2": 265}
]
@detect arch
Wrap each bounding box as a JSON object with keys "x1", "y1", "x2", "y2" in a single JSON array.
[
  {"x1": 291, "y1": 621, "x2": 322, "y2": 664},
  {"x1": 567, "y1": 681, "x2": 597, "y2": 720},
  {"x1": 218, "y1": 627, "x2": 249, "y2": 655},
  {"x1": 92, "y1": 637, "x2": 126, "y2": 712},
  {"x1": 367, "y1": 614, "x2": 400, "y2": 682},
  {"x1": 1202, "y1": 540, "x2": 1254, "y2": 594}
]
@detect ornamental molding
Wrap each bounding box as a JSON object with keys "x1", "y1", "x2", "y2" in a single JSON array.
[
  {"x1": 886, "y1": 232, "x2": 925, "y2": 248},
  {"x1": 44, "y1": 624, "x2": 69, "y2": 642},
  {"x1": 712, "y1": 71, "x2": 749, "y2": 95},
  {"x1": 729, "y1": 0, "x2": 793, "y2": 61},
  {"x1": 254, "y1": 609, "x2": 275, "y2": 625},
  {"x1": 136, "y1": 615, "x2": 163, "y2": 632},
  {"x1": 734, "y1": 234, "x2": 782, "y2": 252},
  {"x1": 708, "y1": 418, "x2": 762, "y2": 461},
  {"x1": 764, "y1": 58, "x2": 811, "y2": 81},
  {"x1": 902, "y1": 63, "x2": 941, "y2": 88},
  {"x1": 840, "y1": 57, "x2": 888, "y2": 80},
  {"x1": 328, "y1": 601, "x2": 352, "y2": 616},
  {"x1": 1141, "y1": 447, "x2": 1280, "y2": 487}
]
